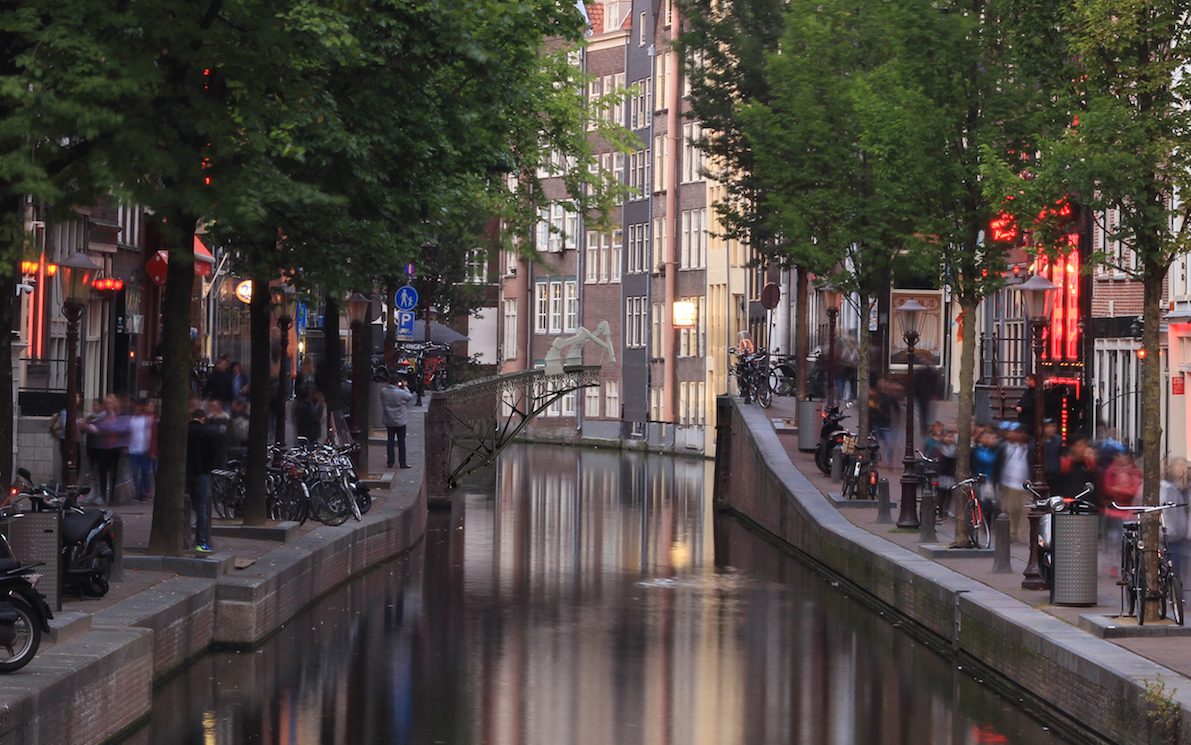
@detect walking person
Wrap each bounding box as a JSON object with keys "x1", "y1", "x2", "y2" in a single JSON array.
[
  {"x1": 186, "y1": 409, "x2": 218, "y2": 553},
  {"x1": 993, "y1": 422, "x2": 1030, "y2": 543},
  {"x1": 128, "y1": 400, "x2": 158, "y2": 503},
  {"x1": 381, "y1": 374, "x2": 414, "y2": 469}
]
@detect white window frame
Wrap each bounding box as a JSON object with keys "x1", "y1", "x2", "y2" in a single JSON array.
[
  {"x1": 585, "y1": 385, "x2": 601, "y2": 417},
  {"x1": 534, "y1": 281, "x2": 548, "y2": 334},
  {"x1": 549, "y1": 278, "x2": 563, "y2": 334},
  {"x1": 502, "y1": 299, "x2": 518, "y2": 360},
  {"x1": 564, "y1": 279, "x2": 578, "y2": 332},
  {"x1": 605, "y1": 380, "x2": 620, "y2": 419}
]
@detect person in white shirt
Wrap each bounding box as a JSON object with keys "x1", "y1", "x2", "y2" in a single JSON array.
[{"x1": 994, "y1": 422, "x2": 1031, "y2": 542}]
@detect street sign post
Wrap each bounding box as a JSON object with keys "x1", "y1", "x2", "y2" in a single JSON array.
[
  {"x1": 396, "y1": 311, "x2": 415, "y2": 342},
  {"x1": 395, "y1": 285, "x2": 419, "y2": 312}
]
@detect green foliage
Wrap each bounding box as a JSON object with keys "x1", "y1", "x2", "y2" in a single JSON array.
[{"x1": 1142, "y1": 677, "x2": 1181, "y2": 745}]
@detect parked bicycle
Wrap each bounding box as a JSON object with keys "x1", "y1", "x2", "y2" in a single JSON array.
[
  {"x1": 915, "y1": 450, "x2": 943, "y2": 522},
  {"x1": 767, "y1": 353, "x2": 798, "y2": 397},
  {"x1": 1113, "y1": 501, "x2": 1185, "y2": 626},
  {"x1": 951, "y1": 474, "x2": 991, "y2": 549},
  {"x1": 840, "y1": 434, "x2": 879, "y2": 500},
  {"x1": 729, "y1": 348, "x2": 772, "y2": 408}
]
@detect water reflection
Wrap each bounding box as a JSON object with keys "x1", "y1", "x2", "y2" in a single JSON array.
[{"x1": 125, "y1": 444, "x2": 1069, "y2": 745}]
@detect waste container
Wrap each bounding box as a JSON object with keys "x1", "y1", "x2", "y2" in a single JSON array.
[
  {"x1": 1051, "y1": 511, "x2": 1098, "y2": 606},
  {"x1": 797, "y1": 400, "x2": 822, "y2": 451}
]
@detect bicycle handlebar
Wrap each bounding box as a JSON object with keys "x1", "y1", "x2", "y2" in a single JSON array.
[{"x1": 1111, "y1": 501, "x2": 1187, "y2": 513}]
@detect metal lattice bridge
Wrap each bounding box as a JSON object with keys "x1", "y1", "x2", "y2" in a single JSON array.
[{"x1": 441, "y1": 365, "x2": 601, "y2": 488}]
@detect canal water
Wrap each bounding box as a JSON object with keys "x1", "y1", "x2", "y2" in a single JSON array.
[{"x1": 125, "y1": 444, "x2": 1072, "y2": 745}]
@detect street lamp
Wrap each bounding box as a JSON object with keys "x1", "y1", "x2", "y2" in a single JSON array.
[
  {"x1": 823, "y1": 288, "x2": 842, "y2": 410},
  {"x1": 346, "y1": 292, "x2": 371, "y2": 472},
  {"x1": 896, "y1": 298, "x2": 927, "y2": 529},
  {"x1": 59, "y1": 252, "x2": 100, "y2": 485},
  {"x1": 1017, "y1": 272, "x2": 1058, "y2": 590},
  {"x1": 272, "y1": 284, "x2": 297, "y2": 445}
]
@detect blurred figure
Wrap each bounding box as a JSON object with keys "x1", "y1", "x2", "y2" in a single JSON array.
[
  {"x1": 1043, "y1": 418, "x2": 1063, "y2": 496},
  {"x1": 913, "y1": 363, "x2": 940, "y2": 433},
  {"x1": 1102, "y1": 450, "x2": 1142, "y2": 548},
  {"x1": 204, "y1": 353, "x2": 235, "y2": 406},
  {"x1": 128, "y1": 400, "x2": 158, "y2": 503},
  {"x1": 231, "y1": 360, "x2": 249, "y2": 402},
  {"x1": 972, "y1": 428, "x2": 1000, "y2": 521},
  {"x1": 993, "y1": 422, "x2": 1030, "y2": 543},
  {"x1": 1163, "y1": 458, "x2": 1190, "y2": 587}
]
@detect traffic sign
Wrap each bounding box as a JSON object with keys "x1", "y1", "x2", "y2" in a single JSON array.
[
  {"x1": 396, "y1": 311, "x2": 415, "y2": 341},
  {"x1": 395, "y1": 285, "x2": 419, "y2": 312}
]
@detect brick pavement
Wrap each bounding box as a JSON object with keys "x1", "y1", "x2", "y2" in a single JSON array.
[{"x1": 765, "y1": 393, "x2": 1191, "y2": 680}]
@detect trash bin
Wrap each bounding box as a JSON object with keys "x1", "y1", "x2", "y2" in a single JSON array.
[
  {"x1": 797, "y1": 400, "x2": 822, "y2": 452},
  {"x1": 1051, "y1": 511, "x2": 1098, "y2": 606}
]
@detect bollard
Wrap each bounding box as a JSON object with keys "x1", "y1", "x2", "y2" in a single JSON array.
[
  {"x1": 876, "y1": 478, "x2": 893, "y2": 524},
  {"x1": 830, "y1": 446, "x2": 842, "y2": 482},
  {"x1": 992, "y1": 514, "x2": 1013, "y2": 573},
  {"x1": 919, "y1": 491, "x2": 938, "y2": 543}
]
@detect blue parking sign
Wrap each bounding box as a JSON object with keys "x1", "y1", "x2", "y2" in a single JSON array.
[
  {"x1": 396, "y1": 311, "x2": 415, "y2": 341},
  {"x1": 395, "y1": 285, "x2": 419, "y2": 312}
]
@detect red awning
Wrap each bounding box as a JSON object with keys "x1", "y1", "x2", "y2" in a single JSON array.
[{"x1": 144, "y1": 238, "x2": 216, "y2": 287}]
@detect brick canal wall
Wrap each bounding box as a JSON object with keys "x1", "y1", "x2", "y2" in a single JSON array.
[{"x1": 716, "y1": 396, "x2": 1191, "y2": 745}]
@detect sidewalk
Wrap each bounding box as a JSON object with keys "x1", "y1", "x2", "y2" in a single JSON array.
[
  {"x1": 0, "y1": 399, "x2": 430, "y2": 744},
  {"x1": 765, "y1": 393, "x2": 1191, "y2": 678}
]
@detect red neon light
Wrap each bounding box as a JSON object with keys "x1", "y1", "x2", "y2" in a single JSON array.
[
  {"x1": 92, "y1": 278, "x2": 124, "y2": 292},
  {"x1": 1037, "y1": 237, "x2": 1080, "y2": 363},
  {"x1": 990, "y1": 213, "x2": 1017, "y2": 243}
]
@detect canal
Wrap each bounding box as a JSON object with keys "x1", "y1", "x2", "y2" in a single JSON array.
[{"x1": 125, "y1": 444, "x2": 1073, "y2": 744}]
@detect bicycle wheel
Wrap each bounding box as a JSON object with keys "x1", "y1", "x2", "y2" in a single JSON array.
[
  {"x1": 1123, "y1": 538, "x2": 1137, "y2": 618},
  {"x1": 308, "y1": 480, "x2": 351, "y2": 526},
  {"x1": 272, "y1": 477, "x2": 308, "y2": 525},
  {"x1": 756, "y1": 374, "x2": 773, "y2": 408},
  {"x1": 1136, "y1": 552, "x2": 1148, "y2": 626},
  {"x1": 1170, "y1": 572, "x2": 1185, "y2": 626}
]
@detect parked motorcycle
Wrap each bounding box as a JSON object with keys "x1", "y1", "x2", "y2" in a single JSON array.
[
  {"x1": 0, "y1": 491, "x2": 54, "y2": 672},
  {"x1": 1028, "y1": 481, "x2": 1096, "y2": 588},
  {"x1": 12, "y1": 469, "x2": 115, "y2": 599},
  {"x1": 814, "y1": 403, "x2": 851, "y2": 475}
]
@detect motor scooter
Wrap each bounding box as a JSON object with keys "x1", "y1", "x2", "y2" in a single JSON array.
[
  {"x1": 815, "y1": 403, "x2": 851, "y2": 475},
  {"x1": 0, "y1": 489, "x2": 54, "y2": 672},
  {"x1": 12, "y1": 469, "x2": 115, "y2": 599},
  {"x1": 1028, "y1": 481, "x2": 1096, "y2": 588}
]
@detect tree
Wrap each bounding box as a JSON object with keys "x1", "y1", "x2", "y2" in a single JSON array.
[
  {"x1": 986, "y1": 0, "x2": 1191, "y2": 612},
  {"x1": 740, "y1": 0, "x2": 937, "y2": 492}
]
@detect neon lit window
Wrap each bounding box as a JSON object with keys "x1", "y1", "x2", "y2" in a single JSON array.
[{"x1": 1036, "y1": 234, "x2": 1080, "y2": 363}]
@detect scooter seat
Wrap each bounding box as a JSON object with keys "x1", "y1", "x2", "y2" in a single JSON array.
[{"x1": 62, "y1": 510, "x2": 105, "y2": 545}]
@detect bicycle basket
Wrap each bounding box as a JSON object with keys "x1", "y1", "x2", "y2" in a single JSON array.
[{"x1": 840, "y1": 435, "x2": 857, "y2": 455}]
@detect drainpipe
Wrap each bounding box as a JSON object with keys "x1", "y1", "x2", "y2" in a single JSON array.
[{"x1": 664, "y1": 3, "x2": 680, "y2": 423}]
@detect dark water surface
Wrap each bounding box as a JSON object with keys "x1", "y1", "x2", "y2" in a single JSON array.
[{"x1": 126, "y1": 444, "x2": 1072, "y2": 745}]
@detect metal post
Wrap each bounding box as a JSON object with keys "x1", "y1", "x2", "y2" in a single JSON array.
[
  {"x1": 897, "y1": 332, "x2": 920, "y2": 528},
  {"x1": 1023, "y1": 319, "x2": 1049, "y2": 589},
  {"x1": 992, "y1": 514, "x2": 1013, "y2": 572},
  {"x1": 63, "y1": 304, "x2": 83, "y2": 486},
  {"x1": 276, "y1": 315, "x2": 293, "y2": 446},
  {"x1": 919, "y1": 491, "x2": 938, "y2": 543},
  {"x1": 826, "y1": 307, "x2": 838, "y2": 410}
]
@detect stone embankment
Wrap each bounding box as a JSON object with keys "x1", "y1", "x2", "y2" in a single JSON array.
[{"x1": 715, "y1": 397, "x2": 1191, "y2": 745}]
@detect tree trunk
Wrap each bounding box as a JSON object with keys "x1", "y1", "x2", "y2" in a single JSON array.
[
  {"x1": 1141, "y1": 257, "x2": 1164, "y2": 620},
  {"x1": 0, "y1": 263, "x2": 14, "y2": 491},
  {"x1": 324, "y1": 294, "x2": 342, "y2": 419},
  {"x1": 952, "y1": 294, "x2": 978, "y2": 547},
  {"x1": 242, "y1": 260, "x2": 273, "y2": 525},
  {"x1": 856, "y1": 295, "x2": 872, "y2": 498},
  {"x1": 795, "y1": 266, "x2": 809, "y2": 400},
  {"x1": 147, "y1": 216, "x2": 196, "y2": 556}
]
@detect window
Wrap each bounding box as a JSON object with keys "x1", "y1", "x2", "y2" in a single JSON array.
[
  {"x1": 651, "y1": 302, "x2": 663, "y2": 358},
  {"x1": 652, "y1": 216, "x2": 666, "y2": 272},
  {"x1": 564, "y1": 279, "x2": 578, "y2": 332},
  {"x1": 629, "y1": 79, "x2": 651, "y2": 129},
  {"x1": 650, "y1": 387, "x2": 663, "y2": 421},
  {"x1": 502, "y1": 299, "x2": 517, "y2": 360},
  {"x1": 585, "y1": 386, "x2": 601, "y2": 417},
  {"x1": 679, "y1": 297, "x2": 691, "y2": 356},
  {"x1": 698, "y1": 296, "x2": 706, "y2": 357},
  {"x1": 654, "y1": 52, "x2": 670, "y2": 113},
  {"x1": 639, "y1": 12, "x2": 646, "y2": 46},
  {"x1": 679, "y1": 383, "x2": 689, "y2": 425},
  {"x1": 587, "y1": 75, "x2": 602, "y2": 130},
  {"x1": 613, "y1": 152, "x2": 625, "y2": 200},
  {"x1": 535, "y1": 281, "x2": 548, "y2": 334},
  {"x1": 605, "y1": 380, "x2": 620, "y2": 419},
  {"x1": 613, "y1": 73, "x2": 626, "y2": 124},
  {"x1": 537, "y1": 203, "x2": 577, "y2": 252},
  {"x1": 611, "y1": 229, "x2": 622, "y2": 281},
  {"x1": 465, "y1": 248, "x2": 488, "y2": 284},
  {"x1": 681, "y1": 210, "x2": 691, "y2": 268},
  {"x1": 586, "y1": 231, "x2": 600, "y2": 283},
  {"x1": 680, "y1": 209, "x2": 706, "y2": 268},
  {"x1": 549, "y1": 279, "x2": 563, "y2": 333},
  {"x1": 653, "y1": 134, "x2": 667, "y2": 192},
  {"x1": 628, "y1": 150, "x2": 651, "y2": 200},
  {"x1": 626, "y1": 296, "x2": 647, "y2": 348},
  {"x1": 681, "y1": 122, "x2": 705, "y2": 183},
  {"x1": 599, "y1": 233, "x2": 610, "y2": 282},
  {"x1": 536, "y1": 207, "x2": 550, "y2": 251},
  {"x1": 628, "y1": 223, "x2": 648, "y2": 274},
  {"x1": 562, "y1": 388, "x2": 576, "y2": 416}
]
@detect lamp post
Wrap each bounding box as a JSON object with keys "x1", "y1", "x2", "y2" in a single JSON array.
[
  {"x1": 272, "y1": 285, "x2": 297, "y2": 446},
  {"x1": 346, "y1": 293, "x2": 371, "y2": 473},
  {"x1": 896, "y1": 298, "x2": 927, "y2": 528},
  {"x1": 59, "y1": 252, "x2": 100, "y2": 486},
  {"x1": 823, "y1": 288, "x2": 842, "y2": 410},
  {"x1": 1017, "y1": 273, "x2": 1058, "y2": 590}
]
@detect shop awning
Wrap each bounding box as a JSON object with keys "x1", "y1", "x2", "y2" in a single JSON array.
[{"x1": 145, "y1": 238, "x2": 216, "y2": 286}]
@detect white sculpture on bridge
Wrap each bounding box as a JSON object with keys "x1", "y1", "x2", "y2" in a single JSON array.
[{"x1": 544, "y1": 321, "x2": 615, "y2": 376}]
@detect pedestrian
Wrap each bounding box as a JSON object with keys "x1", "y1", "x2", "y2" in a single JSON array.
[
  {"x1": 231, "y1": 360, "x2": 249, "y2": 402},
  {"x1": 91, "y1": 394, "x2": 130, "y2": 504},
  {"x1": 380, "y1": 374, "x2": 414, "y2": 468},
  {"x1": 186, "y1": 409, "x2": 217, "y2": 553},
  {"x1": 971, "y1": 428, "x2": 1000, "y2": 523},
  {"x1": 935, "y1": 428, "x2": 957, "y2": 517},
  {"x1": 1102, "y1": 450, "x2": 1142, "y2": 549},
  {"x1": 913, "y1": 363, "x2": 940, "y2": 433},
  {"x1": 1043, "y1": 418, "x2": 1063, "y2": 496},
  {"x1": 295, "y1": 387, "x2": 322, "y2": 446},
  {"x1": 128, "y1": 400, "x2": 158, "y2": 503},
  {"x1": 1015, "y1": 373, "x2": 1037, "y2": 432},
  {"x1": 1162, "y1": 458, "x2": 1191, "y2": 587},
  {"x1": 205, "y1": 399, "x2": 231, "y2": 468},
  {"x1": 228, "y1": 399, "x2": 250, "y2": 459},
  {"x1": 203, "y1": 353, "x2": 235, "y2": 406},
  {"x1": 993, "y1": 422, "x2": 1031, "y2": 543}
]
